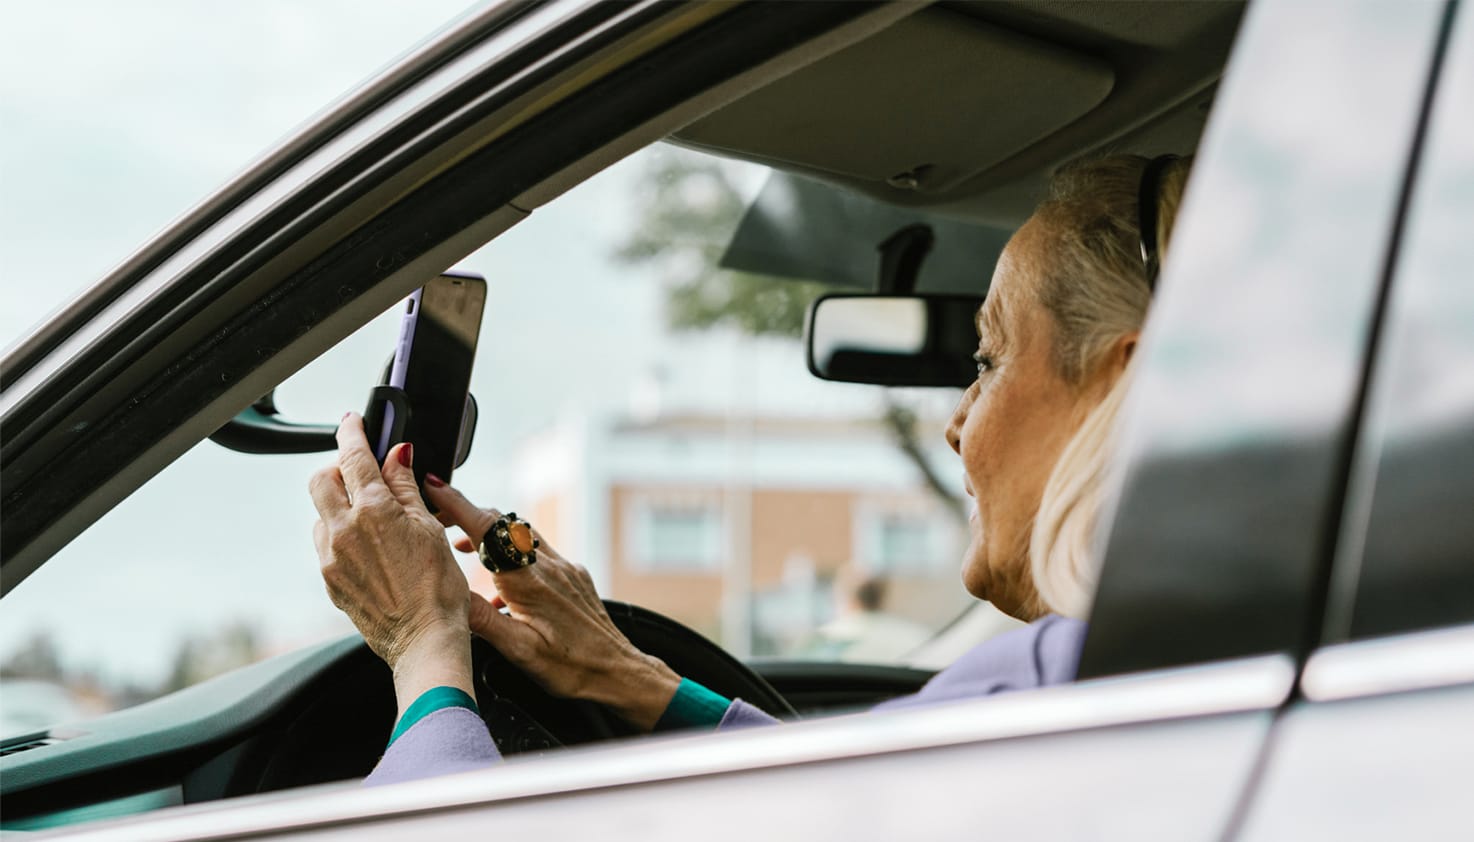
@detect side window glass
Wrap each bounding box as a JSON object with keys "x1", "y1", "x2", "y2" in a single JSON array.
[{"x1": 1331, "y1": 4, "x2": 1474, "y2": 641}]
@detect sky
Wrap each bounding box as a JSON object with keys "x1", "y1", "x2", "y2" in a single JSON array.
[{"x1": 0, "y1": 1, "x2": 953, "y2": 690}]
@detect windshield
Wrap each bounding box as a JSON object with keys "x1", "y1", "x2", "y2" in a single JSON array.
[{"x1": 0, "y1": 12, "x2": 1014, "y2": 738}]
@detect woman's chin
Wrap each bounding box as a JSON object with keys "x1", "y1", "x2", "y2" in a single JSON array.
[
  {"x1": 961, "y1": 547, "x2": 1040, "y2": 621},
  {"x1": 960, "y1": 545, "x2": 992, "y2": 601}
]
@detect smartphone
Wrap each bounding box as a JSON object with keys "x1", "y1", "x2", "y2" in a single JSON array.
[{"x1": 373, "y1": 271, "x2": 486, "y2": 489}]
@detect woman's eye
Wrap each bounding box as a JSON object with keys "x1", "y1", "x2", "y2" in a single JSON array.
[{"x1": 973, "y1": 353, "x2": 995, "y2": 376}]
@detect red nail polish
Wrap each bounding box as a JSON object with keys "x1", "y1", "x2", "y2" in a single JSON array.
[
  {"x1": 425, "y1": 473, "x2": 446, "y2": 488},
  {"x1": 398, "y1": 443, "x2": 413, "y2": 467}
]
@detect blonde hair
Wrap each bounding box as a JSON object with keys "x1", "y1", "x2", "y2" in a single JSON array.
[{"x1": 1028, "y1": 155, "x2": 1191, "y2": 619}]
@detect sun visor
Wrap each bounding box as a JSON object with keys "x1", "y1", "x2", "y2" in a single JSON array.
[
  {"x1": 720, "y1": 171, "x2": 1010, "y2": 295},
  {"x1": 677, "y1": 7, "x2": 1114, "y2": 195}
]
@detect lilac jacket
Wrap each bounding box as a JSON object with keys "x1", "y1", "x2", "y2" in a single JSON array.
[{"x1": 364, "y1": 614, "x2": 1087, "y2": 786}]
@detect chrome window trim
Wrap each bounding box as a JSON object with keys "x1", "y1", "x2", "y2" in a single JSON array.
[
  {"x1": 54, "y1": 654, "x2": 1293, "y2": 842},
  {"x1": 1300, "y1": 623, "x2": 1474, "y2": 703}
]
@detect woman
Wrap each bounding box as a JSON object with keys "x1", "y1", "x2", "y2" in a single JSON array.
[{"x1": 307, "y1": 153, "x2": 1192, "y2": 785}]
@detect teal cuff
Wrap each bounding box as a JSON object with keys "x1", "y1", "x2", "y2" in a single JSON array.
[
  {"x1": 389, "y1": 686, "x2": 479, "y2": 746},
  {"x1": 655, "y1": 678, "x2": 731, "y2": 731}
]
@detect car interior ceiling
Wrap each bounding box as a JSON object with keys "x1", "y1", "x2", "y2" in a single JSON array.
[{"x1": 673, "y1": 0, "x2": 1245, "y2": 226}]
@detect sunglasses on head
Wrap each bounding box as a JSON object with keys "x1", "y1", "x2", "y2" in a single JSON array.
[{"x1": 1138, "y1": 153, "x2": 1180, "y2": 292}]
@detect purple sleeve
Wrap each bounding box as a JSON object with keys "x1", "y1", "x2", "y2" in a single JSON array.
[
  {"x1": 714, "y1": 616, "x2": 1084, "y2": 727},
  {"x1": 365, "y1": 698, "x2": 772, "y2": 785},
  {"x1": 873, "y1": 614, "x2": 1087, "y2": 712},
  {"x1": 363, "y1": 706, "x2": 502, "y2": 787},
  {"x1": 716, "y1": 698, "x2": 782, "y2": 729}
]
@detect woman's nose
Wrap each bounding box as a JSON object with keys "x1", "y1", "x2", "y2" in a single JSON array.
[{"x1": 945, "y1": 383, "x2": 976, "y2": 455}]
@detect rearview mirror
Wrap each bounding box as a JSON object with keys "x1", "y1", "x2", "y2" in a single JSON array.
[{"x1": 805, "y1": 294, "x2": 983, "y2": 388}]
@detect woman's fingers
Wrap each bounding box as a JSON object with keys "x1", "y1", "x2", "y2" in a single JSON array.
[
  {"x1": 307, "y1": 414, "x2": 479, "y2": 674},
  {"x1": 308, "y1": 466, "x2": 349, "y2": 520},
  {"x1": 380, "y1": 442, "x2": 429, "y2": 515},
  {"x1": 335, "y1": 413, "x2": 389, "y2": 503},
  {"x1": 565, "y1": 562, "x2": 605, "y2": 614},
  {"x1": 487, "y1": 565, "x2": 543, "y2": 610},
  {"x1": 312, "y1": 519, "x2": 330, "y2": 563},
  {"x1": 423, "y1": 481, "x2": 566, "y2": 565},
  {"x1": 408, "y1": 494, "x2": 658, "y2": 721},
  {"x1": 424, "y1": 478, "x2": 496, "y2": 545},
  {"x1": 468, "y1": 593, "x2": 538, "y2": 660}
]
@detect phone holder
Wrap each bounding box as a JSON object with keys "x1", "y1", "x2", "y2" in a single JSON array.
[
  {"x1": 364, "y1": 385, "x2": 411, "y2": 461},
  {"x1": 363, "y1": 384, "x2": 478, "y2": 469},
  {"x1": 454, "y1": 394, "x2": 478, "y2": 469}
]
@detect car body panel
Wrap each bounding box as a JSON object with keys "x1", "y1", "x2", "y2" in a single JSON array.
[
  {"x1": 278, "y1": 714, "x2": 1273, "y2": 842},
  {"x1": 1236, "y1": 627, "x2": 1474, "y2": 841}
]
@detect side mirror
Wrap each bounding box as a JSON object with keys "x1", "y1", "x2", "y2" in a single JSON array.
[
  {"x1": 208, "y1": 390, "x2": 338, "y2": 454},
  {"x1": 805, "y1": 294, "x2": 983, "y2": 388}
]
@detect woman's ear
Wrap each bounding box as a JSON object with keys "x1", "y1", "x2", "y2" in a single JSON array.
[
  {"x1": 1116, "y1": 330, "x2": 1141, "y2": 371},
  {"x1": 1081, "y1": 331, "x2": 1141, "y2": 406}
]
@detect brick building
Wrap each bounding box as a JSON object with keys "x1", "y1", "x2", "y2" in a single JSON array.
[{"x1": 472, "y1": 334, "x2": 977, "y2": 658}]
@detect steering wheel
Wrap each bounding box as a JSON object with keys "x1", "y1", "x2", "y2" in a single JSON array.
[{"x1": 469, "y1": 600, "x2": 797, "y2": 755}]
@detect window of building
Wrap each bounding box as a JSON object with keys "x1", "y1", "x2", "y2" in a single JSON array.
[
  {"x1": 629, "y1": 500, "x2": 724, "y2": 572},
  {"x1": 873, "y1": 515, "x2": 934, "y2": 571},
  {"x1": 855, "y1": 503, "x2": 949, "y2": 573}
]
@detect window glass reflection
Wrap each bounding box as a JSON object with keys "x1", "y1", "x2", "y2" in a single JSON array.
[{"x1": 1335, "y1": 5, "x2": 1474, "y2": 641}]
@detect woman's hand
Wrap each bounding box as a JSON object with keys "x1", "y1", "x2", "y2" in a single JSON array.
[
  {"x1": 308, "y1": 414, "x2": 475, "y2": 722},
  {"x1": 426, "y1": 479, "x2": 682, "y2": 731}
]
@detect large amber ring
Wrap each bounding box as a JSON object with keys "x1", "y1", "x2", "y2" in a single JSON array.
[{"x1": 478, "y1": 512, "x2": 540, "y2": 573}]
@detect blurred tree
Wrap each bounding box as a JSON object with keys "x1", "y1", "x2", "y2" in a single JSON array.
[
  {"x1": 614, "y1": 149, "x2": 964, "y2": 522},
  {"x1": 0, "y1": 632, "x2": 65, "y2": 680},
  {"x1": 162, "y1": 621, "x2": 263, "y2": 693},
  {"x1": 0, "y1": 624, "x2": 266, "y2": 717},
  {"x1": 614, "y1": 151, "x2": 831, "y2": 336}
]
